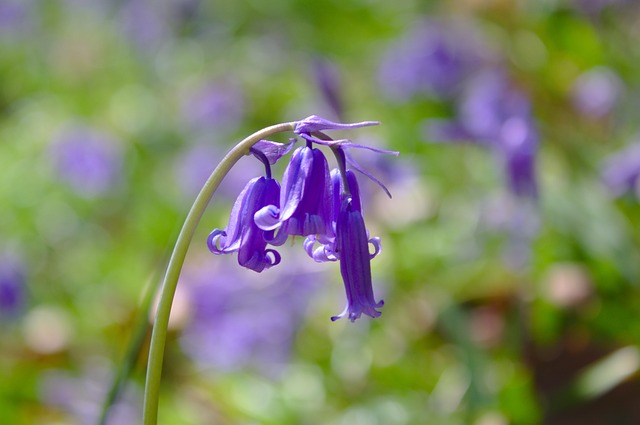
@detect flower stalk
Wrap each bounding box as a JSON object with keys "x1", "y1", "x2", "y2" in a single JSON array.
[{"x1": 142, "y1": 122, "x2": 295, "y2": 425}]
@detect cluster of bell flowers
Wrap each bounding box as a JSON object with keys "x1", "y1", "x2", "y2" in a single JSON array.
[{"x1": 207, "y1": 116, "x2": 398, "y2": 321}]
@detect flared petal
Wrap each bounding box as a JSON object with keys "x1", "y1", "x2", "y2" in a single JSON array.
[{"x1": 304, "y1": 235, "x2": 338, "y2": 263}]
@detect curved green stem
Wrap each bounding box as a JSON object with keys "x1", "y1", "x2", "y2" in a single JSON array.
[{"x1": 142, "y1": 122, "x2": 295, "y2": 425}]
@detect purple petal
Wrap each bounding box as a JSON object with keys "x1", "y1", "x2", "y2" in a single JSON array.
[
  {"x1": 294, "y1": 115, "x2": 379, "y2": 134},
  {"x1": 304, "y1": 235, "x2": 338, "y2": 263},
  {"x1": 329, "y1": 170, "x2": 384, "y2": 321},
  {"x1": 254, "y1": 205, "x2": 281, "y2": 231},
  {"x1": 279, "y1": 148, "x2": 334, "y2": 237},
  {"x1": 279, "y1": 147, "x2": 313, "y2": 221},
  {"x1": 334, "y1": 198, "x2": 383, "y2": 322},
  {"x1": 343, "y1": 149, "x2": 393, "y2": 199},
  {"x1": 209, "y1": 177, "x2": 259, "y2": 254},
  {"x1": 298, "y1": 133, "x2": 399, "y2": 156},
  {"x1": 237, "y1": 177, "x2": 281, "y2": 272},
  {"x1": 251, "y1": 139, "x2": 296, "y2": 165},
  {"x1": 369, "y1": 237, "x2": 382, "y2": 259}
]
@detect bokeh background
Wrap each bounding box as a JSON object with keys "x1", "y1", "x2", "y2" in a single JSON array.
[{"x1": 2, "y1": 0, "x2": 640, "y2": 424}]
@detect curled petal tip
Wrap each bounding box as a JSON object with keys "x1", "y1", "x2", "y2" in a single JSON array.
[
  {"x1": 264, "y1": 249, "x2": 281, "y2": 268},
  {"x1": 207, "y1": 229, "x2": 226, "y2": 254},
  {"x1": 254, "y1": 205, "x2": 281, "y2": 231}
]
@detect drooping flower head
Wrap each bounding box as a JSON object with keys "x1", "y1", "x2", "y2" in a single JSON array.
[{"x1": 208, "y1": 116, "x2": 395, "y2": 321}]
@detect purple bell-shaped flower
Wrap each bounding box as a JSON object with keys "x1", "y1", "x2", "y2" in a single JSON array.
[{"x1": 305, "y1": 168, "x2": 383, "y2": 321}]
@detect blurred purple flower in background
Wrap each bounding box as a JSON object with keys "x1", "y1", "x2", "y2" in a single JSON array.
[
  {"x1": 0, "y1": 0, "x2": 33, "y2": 39},
  {"x1": 313, "y1": 57, "x2": 344, "y2": 120},
  {"x1": 179, "y1": 256, "x2": 320, "y2": 374},
  {"x1": 174, "y1": 143, "x2": 219, "y2": 198},
  {"x1": 499, "y1": 116, "x2": 539, "y2": 200},
  {"x1": 180, "y1": 80, "x2": 244, "y2": 135},
  {"x1": 118, "y1": 0, "x2": 170, "y2": 52},
  {"x1": 571, "y1": 0, "x2": 633, "y2": 16},
  {"x1": 378, "y1": 19, "x2": 485, "y2": 101},
  {"x1": 50, "y1": 124, "x2": 123, "y2": 198},
  {"x1": 601, "y1": 141, "x2": 640, "y2": 198},
  {"x1": 426, "y1": 71, "x2": 539, "y2": 200},
  {"x1": 41, "y1": 364, "x2": 141, "y2": 425},
  {"x1": 0, "y1": 253, "x2": 26, "y2": 321},
  {"x1": 571, "y1": 66, "x2": 622, "y2": 118},
  {"x1": 424, "y1": 71, "x2": 539, "y2": 268}
]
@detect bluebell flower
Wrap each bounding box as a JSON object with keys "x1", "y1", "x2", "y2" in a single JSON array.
[
  {"x1": 254, "y1": 144, "x2": 334, "y2": 242},
  {"x1": 209, "y1": 116, "x2": 394, "y2": 321},
  {"x1": 208, "y1": 176, "x2": 281, "y2": 273},
  {"x1": 208, "y1": 140, "x2": 292, "y2": 272},
  {"x1": 305, "y1": 168, "x2": 383, "y2": 322}
]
